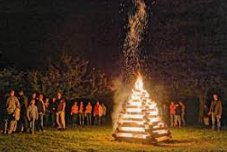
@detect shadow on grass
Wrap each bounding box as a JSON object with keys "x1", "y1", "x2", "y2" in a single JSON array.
[{"x1": 154, "y1": 139, "x2": 195, "y2": 147}]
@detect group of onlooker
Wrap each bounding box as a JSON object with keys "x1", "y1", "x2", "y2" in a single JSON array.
[
  {"x1": 166, "y1": 93, "x2": 223, "y2": 131},
  {"x1": 70, "y1": 100, "x2": 107, "y2": 127},
  {"x1": 169, "y1": 101, "x2": 186, "y2": 127},
  {"x1": 1, "y1": 89, "x2": 107, "y2": 134}
]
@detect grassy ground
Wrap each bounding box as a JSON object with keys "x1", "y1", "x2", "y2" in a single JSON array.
[{"x1": 0, "y1": 126, "x2": 226, "y2": 152}]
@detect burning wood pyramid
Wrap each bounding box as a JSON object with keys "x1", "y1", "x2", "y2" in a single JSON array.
[{"x1": 113, "y1": 76, "x2": 171, "y2": 143}]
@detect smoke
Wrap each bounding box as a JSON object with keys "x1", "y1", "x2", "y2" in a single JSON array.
[
  {"x1": 112, "y1": 0, "x2": 148, "y2": 131},
  {"x1": 111, "y1": 77, "x2": 131, "y2": 131}
]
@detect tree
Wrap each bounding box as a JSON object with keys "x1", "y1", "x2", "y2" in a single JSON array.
[
  {"x1": 27, "y1": 54, "x2": 111, "y2": 100},
  {"x1": 140, "y1": 0, "x2": 227, "y2": 123}
]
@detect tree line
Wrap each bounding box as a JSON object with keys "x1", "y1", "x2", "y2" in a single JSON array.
[{"x1": 0, "y1": 54, "x2": 111, "y2": 100}]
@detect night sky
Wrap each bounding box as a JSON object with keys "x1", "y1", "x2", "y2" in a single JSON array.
[
  {"x1": 0, "y1": 0, "x2": 129, "y2": 74},
  {"x1": 0, "y1": 0, "x2": 226, "y2": 76}
]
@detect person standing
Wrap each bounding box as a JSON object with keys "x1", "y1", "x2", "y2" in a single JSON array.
[
  {"x1": 94, "y1": 101, "x2": 103, "y2": 125},
  {"x1": 101, "y1": 103, "x2": 107, "y2": 124},
  {"x1": 71, "y1": 101, "x2": 78, "y2": 127},
  {"x1": 36, "y1": 94, "x2": 45, "y2": 132},
  {"x1": 174, "y1": 103, "x2": 182, "y2": 127},
  {"x1": 85, "y1": 101, "x2": 92, "y2": 126},
  {"x1": 56, "y1": 91, "x2": 66, "y2": 130},
  {"x1": 44, "y1": 98, "x2": 51, "y2": 126},
  {"x1": 5, "y1": 90, "x2": 20, "y2": 134},
  {"x1": 17, "y1": 90, "x2": 29, "y2": 132},
  {"x1": 209, "y1": 94, "x2": 222, "y2": 131},
  {"x1": 27, "y1": 99, "x2": 38, "y2": 134},
  {"x1": 169, "y1": 102, "x2": 176, "y2": 127},
  {"x1": 79, "y1": 101, "x2": 85, "y2": 126},
  {"x1": 179, "y1": 101, "x2": 186, "y2": 126},
  {"x1": 50, "y1": 97, "x2": 57, "y2": 127}
]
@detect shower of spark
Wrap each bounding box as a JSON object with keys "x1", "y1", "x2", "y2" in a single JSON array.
[{"x1": 122, "y1": 0, "x2": 148, "y2": 81}]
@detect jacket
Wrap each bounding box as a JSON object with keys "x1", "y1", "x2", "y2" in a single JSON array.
[
  {"x1": 27, "y1": 105, "x2": 38, "y2": 120},
  {"x1": 210, "y1": 100, "x2": 222, "y2": 116},
  {"x1": 6, "y1": 96, "x2": 20, "y2": 114}
]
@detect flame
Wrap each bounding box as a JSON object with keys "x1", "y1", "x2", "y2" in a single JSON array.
[{"x1": 135, "y1": 75, "x2": 144, "y2": 90}]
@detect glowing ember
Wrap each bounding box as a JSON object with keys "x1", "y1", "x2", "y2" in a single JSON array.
[{"x1": 113, "y1": 75, "x2": 171, "y2": 143}]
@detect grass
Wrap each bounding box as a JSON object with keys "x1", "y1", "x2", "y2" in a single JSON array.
[{"x1": 0, "y1": 126, "x2": 227, "y2": 152}]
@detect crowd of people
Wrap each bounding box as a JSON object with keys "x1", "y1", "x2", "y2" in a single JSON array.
[
  {"x1": 1, "y1": 89, "x2": 107, "y2": 134},
  {"x1": 164, "y1": 93, "x2": 223, "y2": 131}
]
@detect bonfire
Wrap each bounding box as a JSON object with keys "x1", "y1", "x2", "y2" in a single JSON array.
[{"x1": 113, "y1": 75, "x2": 171, "y2": 143}]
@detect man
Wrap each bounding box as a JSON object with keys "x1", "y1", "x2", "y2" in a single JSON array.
[
  {"x1": 5, "y1": 90, "x2": 20, "y2": 134},
  {"x1": 50, "y1": 97, "x2": 57, "y2": 127},
  {"x1": 36, "y1": 94, "x2": 45, "y2": 132},
  {"x1": 209, "y1": 94, "x2": 222, "y2": 131},
  {"x1": 174, "y1": 103, "x2": 182, "y2": 127},
  {"x1": 17, "y1": 90, "x2": 29, "y2": 132},
  {"x1": 179, "y1": 101, "x2": 186, "y2": 126},
  {"x1": 56, "y1": 91, "x2": 66, "y2": 130}
]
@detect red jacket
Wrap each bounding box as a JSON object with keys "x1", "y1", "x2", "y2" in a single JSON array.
[
  {"x1": 169, "y1": 104, "x2": 176, "y2": 115},
  {"x1": 94, "y1": 104, "x2": 99, "y2": 116}
]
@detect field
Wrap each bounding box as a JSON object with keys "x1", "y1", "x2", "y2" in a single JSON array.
[{"x1": 0, "y1": 126, "x2": 226, "y2": 152}]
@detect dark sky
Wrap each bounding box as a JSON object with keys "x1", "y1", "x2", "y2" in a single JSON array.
[
  {"x1": 1, "y1": 0, "x2": 226, "y2": 76},
  {"x1": 0, "y1": 0, "x2": 129, "y2": 74}
]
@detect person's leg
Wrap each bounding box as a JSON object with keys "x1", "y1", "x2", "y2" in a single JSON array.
[
  {"x1": 24, "y1": 116, "x2": 29, "y2": 132},
  {"x1": 3, "y1": 118, "x2": 8, "y2": 134},
  {"x1": 8, "y1": 120, "x2": 16, "y2": 134},
  {"x1": 72, "y1": 114, "x2": 76, "y2": 127},
  {"x1": 216, "y1": 116, "x2": 221, "y2": 131},
  {"x1": 82, "y1": 114, "x2": 85, "y2": 126},
  {"x1": 211, "y1": 113, "x2": 216, "y2": 130},
  {"x1": 98, "y1": 116, "x2": 101, "y2": 125},
  {"x1": 31, "y1": 119, "x2": 35, "y2": 134},
  {"x1": 94, "y1": 116, "x2": 97, "y2": 125},
  {"x1": 89, "y1": 114, "x2": 92, "y2": 125},
  {"x1": 13, "y1": 121, "x2": 17, "y2": 132},
  {"x1": 60, "y1": 111, "x2": 65, "y2": 129},
  {"x1": 28, "y1": 121, "x2": 31, "y2": 133},
  {"x1": 51, "y1": 113, "x2": 56, "y2": 127},
  {"x1": 181, "y1": 113, "x2": 185, "y2": 126},
  {"x1": 44, "y1": 114, "x2": 48, "y2": 127},
  {"x1": 56, "y1": 112, "x2": 60, "y2": 128},
  {"x1": 170, "y1": 114, "x2": 174, "y2": 127},
  {"x1": 40, "y1": 114, "x2": 44, "y2": 131},
  {"x1": 174, "y1": 115, "x2": 178, "y2": 127},
  {"x1": 88, "y1": 114, "x2": 90, "y2": 125},
  {"x1": 178, "y1": 115, "x2": 181, "y2": 127}
]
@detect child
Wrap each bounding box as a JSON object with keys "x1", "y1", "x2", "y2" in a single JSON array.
[
  {"x1": 85, "y1": 102, "x2": 92, "y2": 125},
  {"x1": 27, "y1": 99, "x2": 38, "y2": 134},
  {"x1": 79, "y1": 102, "x2": 85, "y2": 126},
  {"x1": 71, "y1": 102, "x2": 78, "y2": 127}
]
